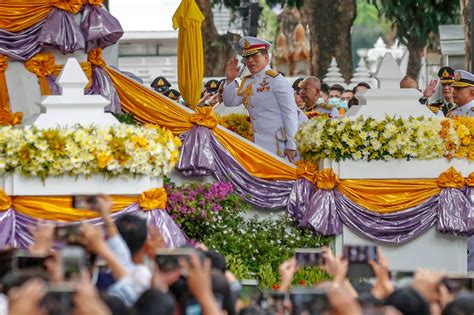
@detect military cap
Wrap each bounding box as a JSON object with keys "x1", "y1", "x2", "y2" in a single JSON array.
[
  {"x1": 150, "y1": 76, "x2": 172, "y2": 93},
  {"x1": 239, "y1": 36, "x2": 271, "y2": 57},
  {"x1": 438, "y1": 67, "x2": 455, "y2": 84},
  {"x1": 204, "y1": 79, "x2": 220, "y2": 95},
  {"x1": 451, "y1": 70, "x2": 474, "y2": 88},
  {"x1": 163, "y1": 89, "x2": 181, "y2": 101},
  {"x1": 292, "y1": 77, "x2": 304, "y2": 92}
]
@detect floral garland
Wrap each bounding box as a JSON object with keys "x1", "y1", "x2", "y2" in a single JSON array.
[
  {"x1": 0, "y1": 124, "x2": 181, "y2": 179},
  {"x1": 218, "y1": 113, "x2": 253, "y2": 141},
  {"x1": 296, "y1": 116, "x2": 473, "y2": 162}
]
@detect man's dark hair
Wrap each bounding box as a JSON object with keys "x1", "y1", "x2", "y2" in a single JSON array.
[
  {"x1": 321, "y1": 83, "x2": 330, "y2": 94},
  {"x1": 1, "y1": 270, "x2": 48, "y2": 295},
  {"x1": 101, "y1": 293, "x2": 129, "y2": 315},
  {"x1": 442, "y1": 293, "x2": 474, "y2": 315},
  {"x1": 206, "y1": 250, "x2": 226, "y2": 273},
  {"x1": 115, "y1": 214, "x2": 148, "y2": 256},
  {"x1": 384, "y1": 287, "x2": 430, "y2": 315},
  {"x1": 329, "y1": 84, "x2": 345, "y2": 94},
  {"x1": 133, "y1": 289, "x2": 176, "y2": 315}
]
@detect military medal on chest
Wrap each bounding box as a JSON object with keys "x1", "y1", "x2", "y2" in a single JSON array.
[{"x1": 257, "y1": 77, "x2": 270, "y2": 92}]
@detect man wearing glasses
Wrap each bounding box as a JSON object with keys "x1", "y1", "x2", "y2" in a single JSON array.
[
  {"x1": 223, "y1": 36, "x2": 299, "y2": 162},
  {"x1": 448, "y1": 70, "x2": 474, "y2": 117}
]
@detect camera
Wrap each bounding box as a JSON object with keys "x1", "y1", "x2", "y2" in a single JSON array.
[
  {"x1": 295, "y1": 248, "x2": 324, "y2": 267},
  {"x1": 290, "y1": 288, "x2": 331, "y2": 315},
  {"x1": 72, "y1": 195, "x2": 99, "y2": 211},
  {"x1": 155, "y1": 248, "x2": 197, "y2": 272},
  {"x1": 343, "y1": 245, "x2": 378, "y2": 278},
  {"x1": 41, "y1": 283, "x2": 76, "y2": 315}
]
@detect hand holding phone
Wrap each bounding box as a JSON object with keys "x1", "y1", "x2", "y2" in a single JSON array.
[
  {"x1": 155, "y1": 248, "x2": 195, "y2": 272},
  {"x1": 54, "y1": 225, "x2": 81, "y2": 244},
  {"x1": 343, "y1": 245, "x2": 379, "y2": 279}
]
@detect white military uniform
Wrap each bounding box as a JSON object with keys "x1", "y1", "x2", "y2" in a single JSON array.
[
  {"x1": 447, "y1": 100, "x2": 474, "y2": 117},
  {"x1": 449, "y1": 70, "x2": 474, "y2": 117},
  {"x1": 223, "y1": 64, "x2": 298, "y2": 156}
]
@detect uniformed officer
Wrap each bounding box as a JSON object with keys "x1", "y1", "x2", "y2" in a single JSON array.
[
  {"x1": 449, "y1": 70, "x2": 474, "y2": 117},
  {"x1": 204, "y1": 79, "x2": 220, "y2": 95},
  {"x1": 150, "y1": 76, "x2": 172, "y2": 94},
  {"x1": 163, "y1": 88, "x2": 181, "y2": 102},
  {"x1": 292, "y1": 77, "x2": 306, "y2": 111},
  {"x1": 420, "y1": 67, "x2": 456, "y2": 116},
  {"x1": 223, "y1": 36, "x2": 299, "y2": 161}
]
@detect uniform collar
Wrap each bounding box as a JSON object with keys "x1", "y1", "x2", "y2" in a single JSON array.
[
  {"x1": 458, "y1": 99, "x2": 474, "y2": 109},
  {"x1": 253, "y1": 65, "x2": 271, "y2": 78}
]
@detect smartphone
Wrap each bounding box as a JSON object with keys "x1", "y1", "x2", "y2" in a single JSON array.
[
  {"x1": 54, "y1": 225, "x2": 81, "y2": 244},
  {"x1": 60, "y1": 246, "x2": 86, "y2": 281},
  {"x1": 343, "y1": 245, "x2": 378, "y2": 279},
  {"x1": 12, "y1": 249, "x2": 48, "y2": 273},
  {"x1": 290, "y1": 288, "x2": 331, "y2": 315},
  {"x1": 72, "y1": 195, "x2": 99, "y2": 211},
  {"x1": 41, "y1": 283, "x2": 76, "y2": 315},
  {"x1": 240, "y1": 279, "x2": 259, "y2": 308},
  {"x1": 295, "y1": 248, "x2": 324, "y2": 267},
  {"x1": 441, "y1": 277, "x2": 474, "y2": 294},
  {"x1": 155, "y1": 248, "x2": 195, "y2": 272},
  {"x1": 259, "y1": 291, "x2": 288, "y2": 314}
]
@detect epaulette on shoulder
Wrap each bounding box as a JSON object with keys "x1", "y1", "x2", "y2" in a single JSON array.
[
  {"x1": 265, "y1": 69, "x2": 279, "y2": 78},
  {"x1": 427, "y1": 105, "x2": 440, "y2": 114}
]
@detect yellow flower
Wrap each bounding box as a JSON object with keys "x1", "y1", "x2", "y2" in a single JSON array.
[{"x1": 96, "y1": 152, "x2": 113, "y2": 168}]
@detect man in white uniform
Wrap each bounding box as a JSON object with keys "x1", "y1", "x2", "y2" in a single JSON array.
[
  {"x1": 223, "y1": 36, "x2": 299, "y2": 162},
  {"x1": 449, "y1": 70, "x2": 474, "y2": 117}
]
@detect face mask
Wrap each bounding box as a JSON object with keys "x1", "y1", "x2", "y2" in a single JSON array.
[
  {"x1": 328, "y1": 97, "x2": 340, "y2": 107},
  {"x1": 317, "y1": 97, "x2": 324, "y2": 104},
  {"x1": 339, "y1": 100, "x2": 349, "y2": 109}
]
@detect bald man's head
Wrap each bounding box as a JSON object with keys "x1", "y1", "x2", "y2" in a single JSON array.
[
  {"x1": 400, "y1": 76, "x2": 419, "y2": 89},
  {"x1": 300, "y1": 76, "x2": 321, "y2": 107}
]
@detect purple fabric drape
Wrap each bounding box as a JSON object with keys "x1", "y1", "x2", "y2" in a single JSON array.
[
  {"x1": 0, "y1": 203, "x2": 187, "y2": 249},
  {"x1": 0, "y1": 21, "x2": 45, "y2": 61},
  {"x1": 287, "y1": 178, "x2": 315, "y2": 222},
  {"x1": 88, "y1": 66, "x2": 121, "y2": 113},
  {"x1": 303, "y1": 189, "x2": 342, "y2": 235},
  {"x1": 80, "y1": 5, "x2": 124, "y2": 52},
  {"x1": 37, "y1": 8, "x2": 85, "y2": 54},
  {"x1": 46, "y1": 75, "x2": 61, "y2": 95},
  {"x1": 437, "y1": 187, "x2": 474, "y2": 235},
  {"x1": 177, "y1": 126, "x2": 294, "y2": 209},
  {"x1": 177, "y1": 127, "x2": 216, "y2": 176}
]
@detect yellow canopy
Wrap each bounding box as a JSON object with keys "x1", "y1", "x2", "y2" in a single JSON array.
[{"x1": 172, "y1": 0, "x2": 205, "y2": 109}]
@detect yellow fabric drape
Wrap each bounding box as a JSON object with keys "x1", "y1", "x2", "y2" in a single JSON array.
[
  {"x1": 138, "y1": 188, "x2": 167, "y2": 210},
  {"x1": 338, "y1": 179, "x2": 440, "y2": 213},
  {"x1": 54, "y1": 62, "x2": 93, "y2": 89},
  {"x1": 467, "y1": 172, "x2": 474, "y2": 187},
  {"x1": 12, "y1": 195, "x2": 137, "y2": 222},
  {"x1": 316, "y1": 169, "x2": 340, "y2": 190},
  {"x1": 172, "y1": 0, "x2": 204, "y2": 108},
  {"x1": 0, "y1": 0, "x2": 84, "y2": 32},
  {"x1": 295, "y1": 160, "x2": 318, "y2": 184},
  {"x1": 0, "y1": 189, "x2": 12, "y2": 211},
  {"x1": 103, "y1": 65, "x2": 298, "y2": 180},
  {"x1": 436, "y1": 166, "x2": 466, "y2": 189},
  {"x1": 0, "y1": 55, "x2": 23, "y2": 125},
  {"x1": 189, "y1": 107, "x2": 219, "y2": 129},
  {"x1": 24, "y1": 53, "x2": 55, "y2": 95}
]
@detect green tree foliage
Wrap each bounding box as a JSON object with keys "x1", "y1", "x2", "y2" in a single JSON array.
[{"x1": 372, "y1": 0, "x2": 460, "y2": 76}]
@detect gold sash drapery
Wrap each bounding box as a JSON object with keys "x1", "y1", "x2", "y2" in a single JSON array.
[
  {"x1": 24, "y1": 53, "x2": 55, "y2": 95},
  {"x1": 0, "y1": 0, "x2": 84, "y2": 32},
  {"x1": 0, "y1": 55, "x2": 23, "y2": 125}
]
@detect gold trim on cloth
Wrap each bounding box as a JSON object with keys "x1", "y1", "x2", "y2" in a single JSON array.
[{"x1": 0, "y1": 55, "x2": 23, "y2": 125}]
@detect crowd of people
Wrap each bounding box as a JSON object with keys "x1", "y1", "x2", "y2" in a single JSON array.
[{"x1": 1, "y1": 194, "x2": 473, "y2": 315}]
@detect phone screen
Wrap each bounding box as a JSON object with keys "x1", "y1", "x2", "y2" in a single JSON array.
[
  {"x1": 42, "y1": 284, "x2": 76, "y2": 315},
  {"x1": 290, "y1": 290, "x2": 330, "y2": 315},
  {"x1": 259, "y1": 292, "x2": 287, "y2": 314},
  {"x1": 240, "y1": 280, "x2": 259, "y2": 308},
  {"x1": 54, "y1": 225, "x2": 81, "y2": 244},
  {"x1": 155, "y1": 248, "x2": 194, "y2": 272},
  {"x1": 72, "y1": 195, "x2": 99, "y2": 210},
  {"x1": 295, "y1": 249, "x2": 324, "y2": 267},
  {"x1": 344, "y1": 245, "x2": 378, "y2": 279}
]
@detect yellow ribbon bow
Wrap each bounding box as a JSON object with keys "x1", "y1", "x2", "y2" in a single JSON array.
[
  {"x1": 138, "y1": 188, "x2": 168, "y2": 211},
  {"x1": 466, "y1": 172, "x2": 474, "y2": 187},
  {"x1": 87, "y1": 0, "x2": 103, "y2": 5},
  {"x1": 88, "y1": 48, "x2": 106, "y2": 67},
  {"x1": 316, "y1": 168, "x2": 340, "y2": 190},
  {"x1": 189, "y1": 106, "x2": 219, "y2": 129},
  {"x1": 436, "y1": 167, "x2": 465, "y2": 189},
  {"x1": 52, "y1": 0, "x2": 85, "y2": 14},
  {"x1": 295, "y1": 160, "x2": 319, "y2": 184},
  {"x1": 0, "y1": 189, "x2": 12, "y2": 211}
]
